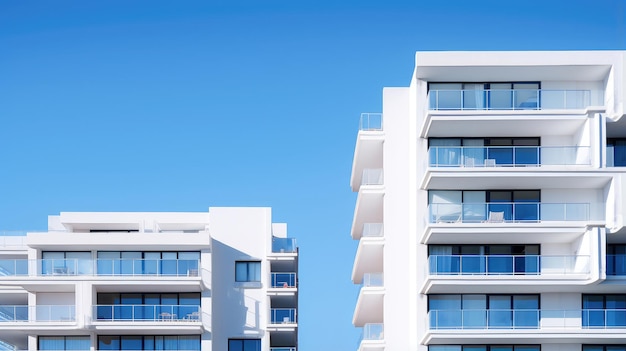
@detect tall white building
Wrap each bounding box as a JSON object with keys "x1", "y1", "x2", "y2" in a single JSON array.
[
  {"x1": 0, "y1": 207, "x2": 298, "y2": 351},
  {"x1": 350, "y1": 51, "x2": 626, "y2": 351}
]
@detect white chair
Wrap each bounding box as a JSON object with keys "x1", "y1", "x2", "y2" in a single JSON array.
[{"x1": 485, "y1": 211, "x2": 505, "y2": 223}]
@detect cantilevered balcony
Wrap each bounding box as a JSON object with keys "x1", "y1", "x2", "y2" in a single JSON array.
[
  {"x1": 428, "y1": 146, "x2": 591, "y2": 168},
  {"x1": 423, "y1": 255, "x2": 593, "y2": 293},
  {"x1": 428, "y1": 309, "x2": 626, "y2": 330},
  {"x1": 94, "y1": 305, "x2": 201, "y2": 322},
  {"x1": 272, "y1": 237, "x2": 297, "y2": 254},
  {"x1": 0, "y1": 305, "x2": 75, "y2": 322},
  {"x1": 270, "y1": 308, "x2": 297, "y2": 325},
  {"x1": 428, "y1": 89, "x2": 592, "y2": 111},
  {"x1": 421, "y1": 89, "x2": 603, "y2": 139},
  {"x1": 358, "y1": 323, "x2": 384, "y2": 351},
  {"x1": 0, "y1": 259, "x2": 201, "y2": 277},
  {"x1": 270, "y1": 272, "x2": 297, "y2": 288},
  {"x1": 351, "y1": 114, "x2": 384, "y2": 191},
  {"x1": 353, "y1": 273, "x2": 384, "y2": 327},
  {"x1": 428, "y1": 202, "x2": 592, "y2": 224}
]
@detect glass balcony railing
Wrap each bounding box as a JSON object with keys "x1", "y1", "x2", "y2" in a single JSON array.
[
  {"x1": 361, "y1": 273, "x2": 384, "y2": 287},
  {"x1": 361, "y1": 323, "x2": 384, "y2": 341},
  {"x1": 0, "y1": 305, "x2": 75, "y2": 322},
  {"x1": 428, "y1": 146, "x2": 591, "y2": 167},
  {"x1": 361, "y1": 168, "x2": 383, "y2": 186},
  {"x1": 272, "y1": 237, "x2": 297, "y2": 253},
  {"x1": 270, "y1": 348, "x2": 296, "y2": 351},
  {"x1": 429, "y1": 309, "x2": 626, "y2": 329},
  {"x1": 428, "y1": 202, "x2": 591, "y2": 223},
  {"x1": 270, "y1": 272, "x2": 297, "y2": 288},
  {"x1": 607, "y1": 255, "x2": 626, "y2": 275},
  {"x1": 359, "y1": 113, "x2": 383, "y2": 131},
  {"x1": 428, "y1": 89, "x2": 592, "y2": 111},
  {"x1": 94, "y1": 305, "x2": 201, "y2": 322},
  {"x1": 428, "y1": 255, "x2": 590, "y2": 275},
  {"x1": 362, "y1": 223, "x2": 384, "y2": 237},
  {"x1": 270, "y1": 308, "x2": 297, "y2": 324},
  {"x1": 0, "y1": 259, "x2": 200, "y2": 277}
]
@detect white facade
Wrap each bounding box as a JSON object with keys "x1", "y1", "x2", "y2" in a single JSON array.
[
  {"x1": 350, "y1": 51, "x2": 626, "y2": 351},
  {"x1": 0, "y1": 207, "x2": 298, "y2": 351}
]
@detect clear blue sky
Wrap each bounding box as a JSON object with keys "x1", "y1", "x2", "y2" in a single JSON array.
[{"x1": 0, "y1": 1, "x2": 624, "y2": 350}]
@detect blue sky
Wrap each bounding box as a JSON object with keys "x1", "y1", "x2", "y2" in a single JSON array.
[{"x1": 0, "y1": 1, "x2": 624, "y2": 350}]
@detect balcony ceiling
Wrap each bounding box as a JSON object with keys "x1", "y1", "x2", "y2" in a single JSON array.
[
  {"x1": 353, "y1": 289, "x2": 384, "y2": 326},
  {"x1": 415, "y1": 65, "x2": 612, "y2": 82},
  {"x1": 352, "y1": 238, "x2": 384, "y2": 283}
]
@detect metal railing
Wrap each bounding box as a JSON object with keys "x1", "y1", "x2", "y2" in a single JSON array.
[
  {"x1": 93, "y1": 305, "x2": 201, "y2": 322},
  {"x1": 0, "y1": 259, "x2": 200, "y2": 277},
  {"x1": 428, "y1": 89, "x2": 592, "y2": 110},
  {"x1": 428, "y1": 146, "x2": 591, "y2": 167},
  {"x1": 361, "y1": 168, "x2": 383, "y2": 185},
  {"x1": 271, "y1": 272, "x2": 297, "y2": 288},
  {"x1": 428, "y1": 255, "x2": 590, "y2": 275},
  {"x1": 428, "y1": 202, "x2": 591, "y2": 223},
  {"x1": 270, "y1": 308, "x2": 297, "y2": 324},
  {"x1": 359, "y1": 113, "x2": 383, "y2": 131},
  {"x1": 362, "y1": 223, "x2": 383, "y2": 237},
  {"x1": 272, "y1": 237, "x2": 297, "y2": 253},
  {"x1": 0, "y1": 305, "x2": 75, "y2": 322},
  {"x1": 428, "y1": 309, "x2": 626, "y2": 329}
]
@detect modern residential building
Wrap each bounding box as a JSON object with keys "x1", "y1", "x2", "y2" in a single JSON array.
[
  {"x1": 350, "y1": 51, "x2": 626, "y2": 351},
  {"x1": 0, "y1": 207, "x2": 298, "y2": 351}
]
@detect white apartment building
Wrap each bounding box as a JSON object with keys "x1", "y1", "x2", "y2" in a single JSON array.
[
  {"x1": 0, "y1": 207, "x2": 298, "y2": 351},
  {"x1": 350, "y1": 51, "x2": 626, "y2": 351}
]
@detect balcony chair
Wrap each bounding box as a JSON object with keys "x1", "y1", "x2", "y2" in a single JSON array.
[{"x1": 485, "y1": 211, "x2": 505, "y2": 223}]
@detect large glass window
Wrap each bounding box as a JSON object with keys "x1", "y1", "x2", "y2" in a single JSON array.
[
  {"x1": 98, "y1": 335, "x2": 200, "y2": 350},
  {"x1": 583, "y1": 346, "x2": 626, "y2": 351},
  {"x1": 228, "y1": 339, "x2": 261, "y2": 351},
  {"x1": 39, "y1": 336, "x2": 90, "y2": 350},
  {"x1": 607, "y1": 245, "x2": 626, "y2": 275},
  {"x1": 607, "y1": 139, "x2": 626, "y2": 167},
  {"x1": 96, "y1": 251, "x2": 199, "y2": 276},
  {"x1": 428, "y1": 294, "x2": 539, "y2": 329},
  {"x1": 235, "y1": 261, "x2": 261, "y2": 282},
  {"x1": 428, "y1": 138, "x2": 540, "y2": 167},
  {"x1": 583, "y1": 295, "x2": 626, "y2": 328},
  {"x1": 429, "y1": 245, "x2": 539, "y2": 275}
]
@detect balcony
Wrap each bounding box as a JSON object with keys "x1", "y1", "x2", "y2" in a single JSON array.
[
  {"x1": 360, "y1": 113, "x2": 383, "y2": 131},
  {"x1": 428, "y1": 89, "x2": 592, "y2": 111},
  {"x1": 272, "y1": 237, "x2": 297, "y2": 254},
  {"x1": 428, "y1": 146, "x2": 591, "y2": 168},
  {"x1": 270, "y1": 348, "x2": 296, "y2": 351},
  {"x1": 270, "y1": 272, "x2": 297, "y2": 288},
  {"x1": 0, "y1": 305, "x2": 75, "y2": 322},
  {"x1": 0, "y1": 259, "x2": 201, "y2": 277},
  {"x1": 428, "y1": 309, "x2": 626, "y2": 330},
  {"x1": 270, "y1": 308, "x2": 297, "y2": 325},
  {"x1": 428, "y1": 202, "x2": 592, "y2": 224},
  {"x1": 94, "y1": 305, "x2": 201, "y2": 322},
  {"x1": 353, "y1": 273, "x2": 384, "y2": 327},
  {"x1": 420, "y1": 90, "x2": 601, "y2": 139},
  {"x1": 428, "y1": 255, "x2": 590, "y2": 276},
  {"x1": 358, "y1": 323, "x2": 384, "y2": 351}
]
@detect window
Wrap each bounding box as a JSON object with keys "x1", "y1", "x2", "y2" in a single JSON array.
[
  {"x1": 583, "y1": 295, "x2": 626, "y2": 328},
  {"x1": 607, "y1": 139, "x2": 626, "y2": 167},
  {"x1": 39, "y1": 336, "x2": 90, "y2": 350},
  {"x1": 235, "y1": 261, "x2": 261, "y2": 282},
  {"x1": 98, "y1": 335, "x2": 200, "y2": 350},
  {"x1": 228, "y1": 339, "x2": 261, "y2": 351},
  {"x1": 607, "y1": 245, "x2": 626, "y2": 275},
  {"x1": 583, "y1": 346, "x2": 626, "y2": 351},
  {"x1": 428, "y1": 245, "x2": 539, "y2": 275},
  {"x1": 428, "y1": 294, "x2": 539, "y2": 329},
  {"x1": 429, "y1": 138, "x2": 540, "y2": 167}
]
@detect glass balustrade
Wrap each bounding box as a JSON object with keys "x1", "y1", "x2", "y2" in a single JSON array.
[
  {"x1": 428, "y1": 146, "x2": 590, "y2": 167},
  {"x1": 428, "y1": 89, "x2": 591, "y2": 110},
  {"x1": 428, "y1": 202, "x2": 590, "y2": 223}
]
